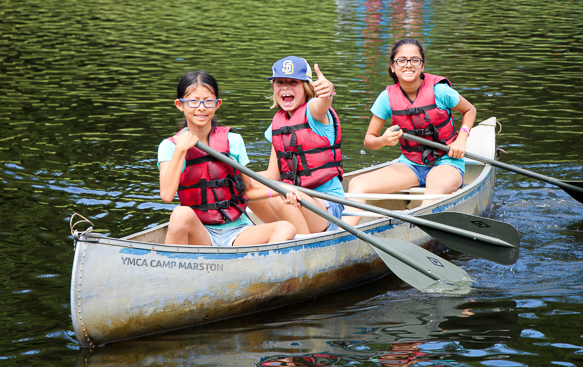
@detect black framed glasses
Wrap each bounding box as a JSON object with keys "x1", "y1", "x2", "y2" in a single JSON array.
[
  {"x1": 392, "y1": 57, "x2": 424, "y2": 66},
  {"x1": 179, "y1": 99, "x2": 219, "y2": 108}
]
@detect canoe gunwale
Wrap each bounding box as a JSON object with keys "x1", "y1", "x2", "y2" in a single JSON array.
[{"x1": 80, "y1": 223, "x2": 358, "y2": 254}]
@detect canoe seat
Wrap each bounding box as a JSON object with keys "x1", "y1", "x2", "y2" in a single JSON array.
[
  {"x1": 342, "y1": 211, "x2": 386, "y2": 218},
  {"x1": 293, "y1": 233, "x2": 312, "y2": 239},
  {"x1": 342, "y1": 184, "x2": 468, "y2": 216},
  {"x1": 346, "y1": 185, "x2": 466, "y2": 202}
]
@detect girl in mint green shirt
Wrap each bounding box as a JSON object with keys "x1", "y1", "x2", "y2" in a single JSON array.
[{"x1": 158, "y1": 71, "x2": 297, "y2": 246}]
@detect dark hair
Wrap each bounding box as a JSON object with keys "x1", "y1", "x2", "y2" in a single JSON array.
[
  {"x1": 387, "y1": 38, "x2": 425, "y2": 84},
  {"x1": 176, "y1": 71, "x2": 220, "y2": 130}
]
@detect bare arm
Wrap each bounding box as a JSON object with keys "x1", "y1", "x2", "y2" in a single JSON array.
[
  {"x1": 244, "y1": 146, "x2": 281, "y2": 201},
  {"x1": 244, "y1": 146, "x2": 301, "y2": 205},
  {"x1": 363, "y1": 115, "x2": 403, "y2": 150},
  {"x1": 447, "y1": 95, "x2": 476, "y2": 159},
  {"x1": 307, "y1": 63, "x2": 334, "y2": 125},
  {"x1": 159, "y1": 131, "x2": 198, "y2": 203}
]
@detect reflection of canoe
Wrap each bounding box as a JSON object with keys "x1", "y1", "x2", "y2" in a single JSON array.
[
  {"x1": 76, "y1": 297, "x2": 521, "y2": 366},
  {"x1": 70, "y1": 117, "x2": 498, "y2": 347}
]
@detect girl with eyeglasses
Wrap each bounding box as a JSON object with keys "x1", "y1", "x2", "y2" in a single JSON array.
[
  {"x1": 247, "y1": 56, "x2": 345, "y2": 234},
  {"x1": 157, "y1": 71, "x2": 296, "y2": 246},
  {"x1": 343, "y1": 38, "x2": 476, "y2": 226}
]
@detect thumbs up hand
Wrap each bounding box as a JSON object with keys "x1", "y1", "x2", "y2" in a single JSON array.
[{"x1": 313, "y1": 63, "x2": 335, "y2": 100}]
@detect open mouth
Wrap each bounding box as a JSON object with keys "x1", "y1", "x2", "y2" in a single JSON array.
[{"x1": 281, "y1": 93, "x2": 295, "y2": 103}]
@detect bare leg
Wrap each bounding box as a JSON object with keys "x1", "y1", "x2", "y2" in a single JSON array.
[
  {"x1": 165, "y1": 206, "x2": 212, "y2": 246},
  {"x1": 268, "y1": 192, "x2": 329, "y2": 234},
  {"x1": 421, "y1": 165, "x2": 463, "y2": 206},
  {"x1": 247, "y1": 198, "x2": 278, "y2": 224},
  {"x1": 246, "y1": 176, "x2": 279, "y2": 223},
  {"x1": 232, "y1": 221, "x2": 296, "y2": 246},
  {"x1": 342, "y1": 163, "x2": 419, "y2": 226}
]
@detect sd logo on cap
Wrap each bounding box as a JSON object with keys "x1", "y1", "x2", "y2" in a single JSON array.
[{"x1": 267, "y1": 56, "x2": 312, "y2": 82}]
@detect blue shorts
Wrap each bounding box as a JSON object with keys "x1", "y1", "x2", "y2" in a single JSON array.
[
  {"x1": 205, "y1": 223, "x2": 251, "y2": 247},
  {"x1": 324, "y1": 200, "x2": 344, "y2": 232},
  {"x1": 400, "y1": 161, "x2": 464, "y2": 187}
]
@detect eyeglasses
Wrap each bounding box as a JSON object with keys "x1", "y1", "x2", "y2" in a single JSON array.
[
  {"x1": 179, "y1": 99, "x2": 219, "y2": 108},
  {"x1": 392, "y1": 57, "x2": 424, "y2": 66}
]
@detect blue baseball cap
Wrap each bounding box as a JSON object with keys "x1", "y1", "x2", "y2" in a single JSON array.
[{"x1": 267, "y1": 56, "x2": 312, "y2": 82}]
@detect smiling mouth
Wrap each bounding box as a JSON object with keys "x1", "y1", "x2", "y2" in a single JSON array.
[{"x1": 281, "y1": 94, "x2": 294, "y2": 103}]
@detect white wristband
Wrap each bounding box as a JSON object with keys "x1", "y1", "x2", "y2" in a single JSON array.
[{"x1": 460, "y1": 126, "x2": 470, "y2": 135}]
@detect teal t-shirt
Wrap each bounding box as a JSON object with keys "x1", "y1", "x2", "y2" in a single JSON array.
[
  {"x1": 157, "y1": 128, "x2": 253, "y2": 229},
  {"x1": 264, "y1": 98, "x2": 345, "y2": 198},
  {"x1": 370, "y1": 83, "x2": 465, "y2": 172}
]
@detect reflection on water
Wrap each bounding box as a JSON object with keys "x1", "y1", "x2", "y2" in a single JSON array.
[
  {"x1": 76, "y1": 291, "x2": 525, "y2": 366},
  {"x1": 72, "y1": 294, "x2": 583, "y2": 367},
  {"x1": 1, "y1": 0, "x2": 583, "y2": 365}
]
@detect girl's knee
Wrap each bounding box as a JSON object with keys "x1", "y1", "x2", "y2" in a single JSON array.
[
  {"x1": 348, "y1": 176, "x2": 365, "y2": 192},
  {"x1": 169, "y1": 206, "x2": 196, "y2": 228},
  {"x1": 278, "y1": 221, "x2": 296, "y2": 239},
  {"x1": 268, "y1": 197, "x2": 286, "y2": 211}
]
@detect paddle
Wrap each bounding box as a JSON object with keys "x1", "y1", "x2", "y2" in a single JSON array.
[
  {"x1": 195, "y1": 141, "x2": 472, "y2": 294},
  {"x1": 400, "y1": 130, "x2": 583, "y2": 204},
  {"x1": 275, "y1": 181, "x2": 519, "y2": 266}
]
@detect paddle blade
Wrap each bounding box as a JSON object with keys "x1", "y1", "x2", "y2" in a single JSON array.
[
  {"x1": 418, "y1": 212, "x2": 520, "y2": 265},
  {"x1": 370, "y1": 238, "x2": 473, "y2": 295},
  {"x1": 562, "y1": 180, "x2": 583, "y2": 205}
]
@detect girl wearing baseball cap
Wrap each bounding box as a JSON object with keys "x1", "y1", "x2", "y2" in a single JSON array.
[{"x1": 248, "y1": 56, "x2": 345, "y2": 234}]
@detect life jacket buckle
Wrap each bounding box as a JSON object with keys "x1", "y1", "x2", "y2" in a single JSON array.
[
  {"x1": 406, "y1": 107, "x2": 422, "y2": 115},
  {"x1": 280, "y1": 126, "x2": 293, "y2": 134},
  {"x1": 214, "y1": 178, "x2": 228, "y2": 187},
  {"x1": 215, "y1": 201, "x2": 230, "y2": 209}
]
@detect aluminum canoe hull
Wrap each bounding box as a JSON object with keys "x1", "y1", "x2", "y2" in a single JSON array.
[{"x1": 71, "y1": 118, "x2": 497, "y2": 347}]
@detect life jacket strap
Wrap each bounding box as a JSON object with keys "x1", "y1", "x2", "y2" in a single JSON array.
[
  {"x1": 177, "y1": 177, "x2": 230, "y2": 191},
  {"x1": 272, "y1": 123, "x2": 311, "y2": 147},
  {"x1": 401, "y1": 124, "x2": 460, "y2": 167},
  {"x1": 184, "y1": 151, "x2": 231, "y2": 167},
  {"x1": 392, "y1": 103, "x2": 438, "y2": 122},
  {"x1": 275, "y1": 143, "x2": 341, "y2": 159},
  {"x1": 189, "y1": 196, "x2": 246, "y2": 213},
  {"x1": 280, "y1": 160, "x2": 343, "y2": 182},
  {"x1": 277, "y1": 142, "x2": 342, "y2": 185},
  {"x1": 190, "y1": 191, "x2": 247, "y2": 213}
]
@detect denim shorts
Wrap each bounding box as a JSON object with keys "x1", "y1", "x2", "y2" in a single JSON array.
[
  {"x1": 323, "y1": 200, "x2": 345, "y2": 232},
  {"x1": 205, "y1": 223, "x2": 251, "y2": 247},
  {"x1": 401, "y1": 162, "x2": 464, "y2": 187}
]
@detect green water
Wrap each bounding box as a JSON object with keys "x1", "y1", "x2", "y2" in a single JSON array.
[{"x1": 1, "y1": 0, "x2": 583, "y2": 365}]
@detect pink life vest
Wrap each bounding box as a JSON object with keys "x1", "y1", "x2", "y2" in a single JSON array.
[
  {"x1": 271, "y1": 102, "x2": 343, "y2": 188},
  {"x1": 387, "y1": 73, "x2": 458, "y2": 166},
  {"x1": 167, "y1": 126, "x2": 247, "y2": 225}
]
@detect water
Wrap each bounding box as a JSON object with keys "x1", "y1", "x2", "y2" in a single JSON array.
[{"x1": 1, "y1": 0, "x2": 583, "y2": 365}]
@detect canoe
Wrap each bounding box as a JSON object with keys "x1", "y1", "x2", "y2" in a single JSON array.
[{"x1": 70, "y1": 117, "x2": 498, "y2": 347}]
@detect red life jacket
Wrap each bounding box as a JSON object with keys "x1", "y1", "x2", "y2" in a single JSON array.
[
  {"x1": 167, "y1": 126, "x2": 247, "y2": 225},
  {"x1": 271, "y1": 102, "x2": 343, "y2": 188},
  {"x1": 387, "y1": 73, "x2": 458, "y2": 166}
]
